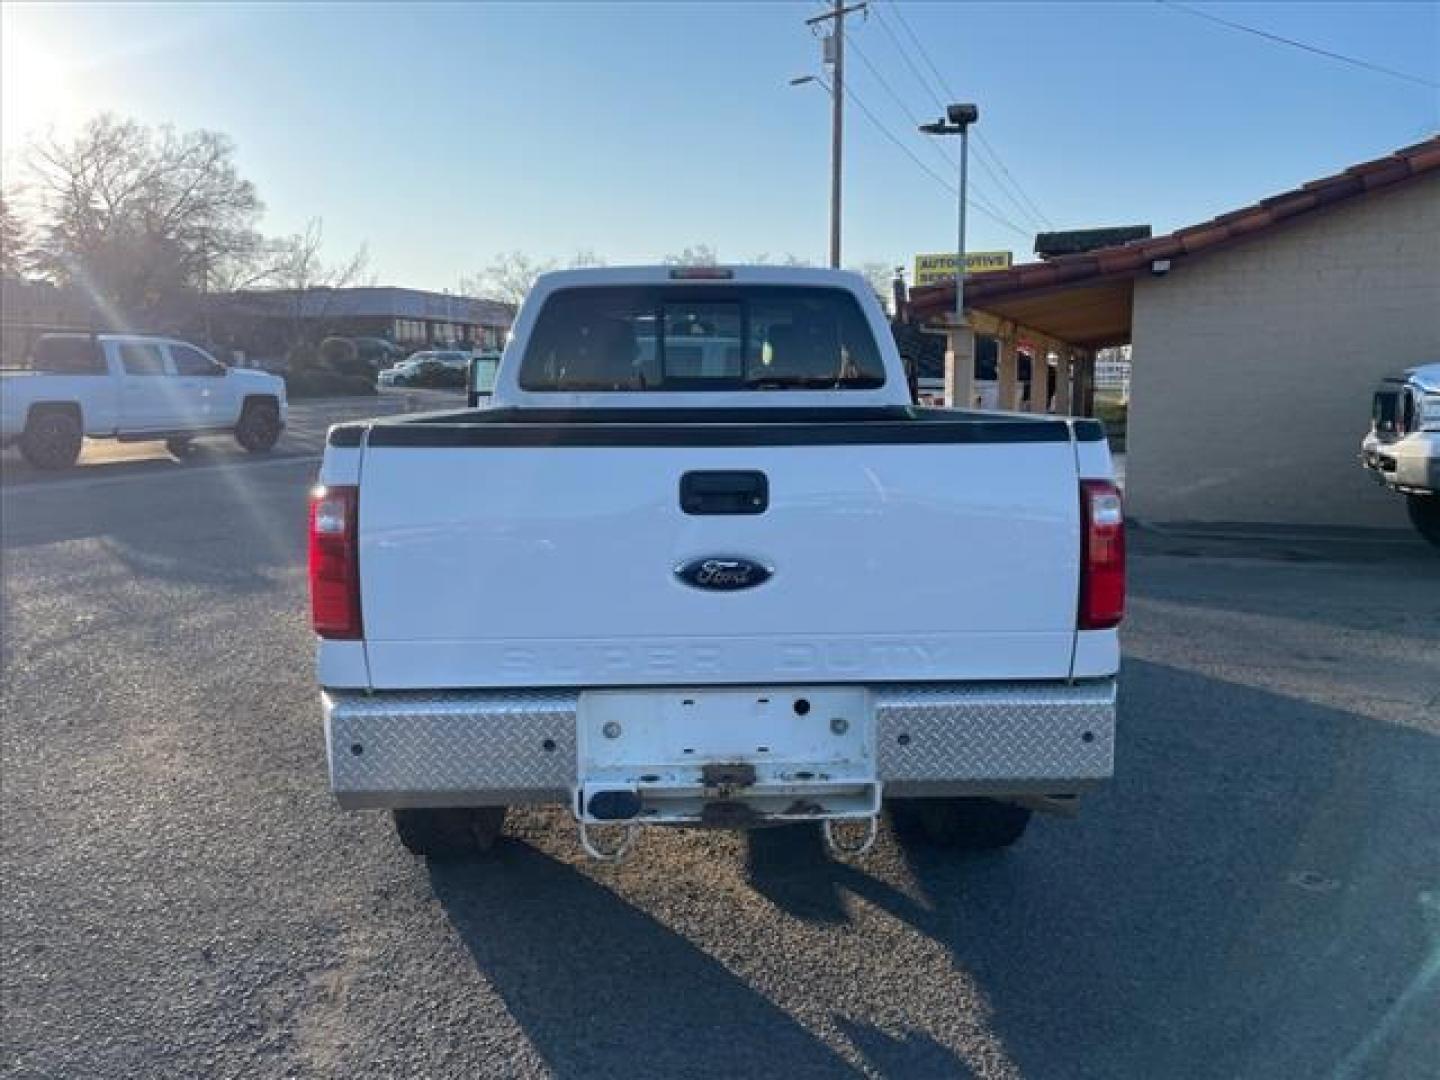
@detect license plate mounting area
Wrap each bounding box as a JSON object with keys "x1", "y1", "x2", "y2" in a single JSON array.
[{"x1": 575, "y1": 687, "x2": 879, "y2": 825}]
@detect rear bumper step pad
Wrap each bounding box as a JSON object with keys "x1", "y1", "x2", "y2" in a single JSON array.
[{"x1": 323, "y1": 680, "x2": 1116, "y2": 810}]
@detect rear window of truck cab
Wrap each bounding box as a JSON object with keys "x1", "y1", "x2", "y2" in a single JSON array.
[{"x1": 517, "y1": 286, "x2": 886, "y2": 391}]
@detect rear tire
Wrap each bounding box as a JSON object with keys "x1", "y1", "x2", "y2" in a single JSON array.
[
  {"x1": 392, "y1": 807, "x2": 506, "y2": 860},
  {"x1": 1407, "y1": 494, "x2": 1440, "y2": 549},
  {"x1": 893, "y1": 797, "x2": 1032, "y2": 850},
  {"x1": 19, "y1": 409, "x2": 82, "y2": 469},
  {"x1": 234, "y1": 399, "x2": 281, "y2": 453}
]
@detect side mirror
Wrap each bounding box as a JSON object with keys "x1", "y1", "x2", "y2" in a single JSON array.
[{"x1": 468, "y1": 355, "x2": 499, "y2": 407}]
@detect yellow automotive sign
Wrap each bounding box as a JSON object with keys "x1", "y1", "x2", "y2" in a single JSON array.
[{"x1": 913, "y1": 251, "x2": 1013, "y2": 287}]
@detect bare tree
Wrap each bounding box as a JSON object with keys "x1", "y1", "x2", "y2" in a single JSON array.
[
  {"x1": 848, "y1": 261, "x2": 896, "y2": 315},
  {"x1": 568, "y1": 249, "x2": 607, "y2": 269},
  {"x1": 751, "y1": 252, "x2": 813, "y2": 267},
  {"x1": 27, "y1": 115, "x2": 265, "y2": 320},
  {"x1": 0, "y1": 193, "x2": 31, "y2": 278},
  {"x1": 267, "y1": 218, "x2": 369, "y2": 348},
  {"x1": 461, "y1": 250, "x2": 557, "y2": 308},
  {"x1": 662, "y1": 244, "x2": 718, "y2": 267}
]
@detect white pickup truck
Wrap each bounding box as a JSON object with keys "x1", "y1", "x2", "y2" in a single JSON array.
[
  {"x1": 311, "y1": 267, "x2": 1124, "y2": 862},
  {"x1": 1360, "y1": 362, "x2": 1440, "y2": 547},
  {"x1": 1, "y1": 333, "x2": 287, "y2": 468}
]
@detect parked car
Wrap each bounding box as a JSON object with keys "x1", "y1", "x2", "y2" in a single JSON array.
[
  {"x1": 406, "y1": 349, "x2": 472, "y2": 370},
  {"x1": 1360, "y1": 361, "x2": 1440, "y2": 546},
  {"x1": 309, "y1": 266, "x2": 1123, "y2": 862},
  {"x1": 1, "y1": 333, "x2": 287, "y2": 468},
  {"x1": 377, "y1": 359, "x2": 423, "y2": 387},
  {"x1": 379, "y1": 357, "x2": 465, "y2": 389},
  {"x1": 350, "y1": 337, "x2": 406, "y2": 370}
]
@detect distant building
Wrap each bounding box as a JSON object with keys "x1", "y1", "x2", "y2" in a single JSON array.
[
  {"x1": 2, "y1": 279, "x2": 515, "y2": 367},
  {"x1": 1093, "y1": 350, "x2": 1131, "y2": 397},
  {"x1": 206, "y1": 286, "x2": 513, "y2": 362}
]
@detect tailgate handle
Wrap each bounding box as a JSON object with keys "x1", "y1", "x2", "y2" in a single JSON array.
[{"x1": 680, "y1": 470, "x2": 768, "y2": 515}]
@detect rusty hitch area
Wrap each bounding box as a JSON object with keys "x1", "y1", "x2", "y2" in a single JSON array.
[
  {"x1": 700, "y1": 762, "x2": 756, "y2": 789},
  {"x1": 697, "y1": 764, "x2": 761, "y2": 827}
]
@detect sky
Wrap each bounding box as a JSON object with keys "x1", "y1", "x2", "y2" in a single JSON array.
[{"x1": 2, "y1": 1, "x2": 1436, "y2": 293}]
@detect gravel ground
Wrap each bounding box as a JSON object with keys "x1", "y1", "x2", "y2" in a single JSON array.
[{"x1": 2, "y1": 407, "x2": 1438, "y2": 1079}]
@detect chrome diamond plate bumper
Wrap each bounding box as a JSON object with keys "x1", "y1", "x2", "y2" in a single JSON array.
[
  {"x1": 322, "y1": 680, "x2": 1116, "y2": 809},
  {"x1": 873, "y1": 681, "x2": 1115, "y2": 795}
]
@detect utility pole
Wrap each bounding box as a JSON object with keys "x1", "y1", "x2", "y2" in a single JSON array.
[{"x1": 805, "y1": 0, "x2": 866, "y2": 268}]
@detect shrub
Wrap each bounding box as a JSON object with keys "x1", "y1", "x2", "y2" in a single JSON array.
[
  {"x1": 286, "y1": 343, "x2": 321, "y2": 373},
  {"x1": 283, "y1": 369, "x2": 377, "y2": 399},
  {"x1": 1094, "y1": 395, "x2": 1128, "y2": 451},
  {"x1": 319, "y1": 335, "x2": 357, "y2": 367},
  {"x1": 320, "y1": 336, "x2": 373, "y2": 382}
]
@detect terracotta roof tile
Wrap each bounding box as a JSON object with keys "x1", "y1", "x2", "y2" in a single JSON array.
[
  {"x1": 910, "y1": 135, "x2": 1440, "y2": 319},
  {"x1": 1406, "y1": 142, "x2": 1440, "y2": 170}
]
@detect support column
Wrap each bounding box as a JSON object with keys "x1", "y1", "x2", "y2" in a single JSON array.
[
  {"x1": 1054, "y1": 350, "x2": 1074, "y2": 417},
  {"x1": 1075, "y1": 351, "x2": 1095, "y2": 416},
  {"x1": 1029, "y1": 350, "x2": 1050, "y2": 414},
  {"x1": 943, "y1": 322, "x2": 975, "y2": 409},
  {"x1": 997, "y1": 337, "x2": 1019, "y2": 411}
]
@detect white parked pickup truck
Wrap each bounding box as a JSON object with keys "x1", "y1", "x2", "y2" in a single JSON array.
[
  {"x1": 1360, "y1": 362, "x2": 1440, "y2": 547},
  {"x1": 311, "y1": 267, "x2": 1124, "y2": 862},
  {"x1": 0, "y1": 333, "x2": 287, "y2": 468}
]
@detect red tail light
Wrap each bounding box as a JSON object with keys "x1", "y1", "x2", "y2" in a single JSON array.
[
  {"x1": 1079, "y1": 480, "x2": 1125, "y2": 629},
  {"x1": 309, "y1": 485, "x2": 361, "y2": 639}
]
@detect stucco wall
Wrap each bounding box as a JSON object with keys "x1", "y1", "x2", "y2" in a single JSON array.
[{"x1": 1126, "y1": 174, "x2": 1440, "y2": 528}]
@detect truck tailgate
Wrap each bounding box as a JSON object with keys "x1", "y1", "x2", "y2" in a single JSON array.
[{"x1": 355, "y1": 420, "x2": 1081, "y2": 688}]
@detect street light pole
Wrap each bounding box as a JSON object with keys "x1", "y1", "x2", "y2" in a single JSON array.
[
  {"x1": 830, "y1": 0, "x2": 843, "y2": 269},
  {"x1": 921, "y1": 103, "x2": 979, "y2": 408},
  {"x1": 955, "y1": 120, "x2": 969, "y2": 329}
]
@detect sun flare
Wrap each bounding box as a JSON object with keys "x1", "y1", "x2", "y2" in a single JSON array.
[{"x1": 1, "y1": 15, "x2": 74, "y2": 152}]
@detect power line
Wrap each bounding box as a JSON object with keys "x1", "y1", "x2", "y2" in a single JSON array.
[
  {"x1": 876, "y1": 0, "x2": 1056, "y2": 229},
  {"x1": 880, "y1": 0, "x2": 958, "y2": 110},
  {"x1": 848, "y1": 31, "x2": 1050, "y2": 230},
  {"x1": 810, "y1": 71, "x2": 1033, "y2": 240},
  {"x1": 869, "y1": 1, "x2": 950, "y2": 112},
  {"x1": 846, "y1": 34, "x2": 963, "y2": 175},
  {"x1": 1159, "y1": 1, "x2": 1439, "y2": 90},
  {"x1": 974, "y1": 132, "x2": 1053, "y2": 230}
]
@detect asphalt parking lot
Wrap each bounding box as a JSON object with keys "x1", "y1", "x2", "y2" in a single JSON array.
[{"x1": 2, "y1": 398, "x2": 1437, "y2": 1079}]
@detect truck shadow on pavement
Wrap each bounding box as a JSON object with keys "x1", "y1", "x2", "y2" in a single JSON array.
[
  {"x1": 428, "y1": 850, "x2": 862, "y2": 1079},
  {"x1": 423, "y1": 659, "x2": 1438, "y2": 1078},
  {"x1": 744, "y1": 658, "x2": 1440, "y2": 1079}
]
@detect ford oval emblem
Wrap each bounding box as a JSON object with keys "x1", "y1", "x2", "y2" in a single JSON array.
[{"x1": 675, "y1": 556, "x2": 774, "y2": 591}]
